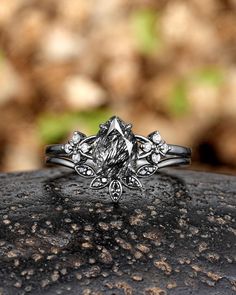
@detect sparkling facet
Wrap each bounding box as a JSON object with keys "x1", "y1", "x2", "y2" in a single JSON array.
[
  {"x1": 80, "y1": 143, "x2": 90, "y2": 153},
  {"x1": 90, "y1": 176, "x2": 108, "y2": 189},
  {"x1": 142, "y1": 142, "x2": 152, "y2": 152},
  {"x1": 161, "y1": 143, "x2": 169, "y2": 154},
  {"x1": 65, "y1": 143, "x2": 72, "y2": 154},
  {"x1": 151, "y1": 153, "x2": 161, "y2": 164},
  {"x1": 72, "y1": 132, "x2": 81, "y2": 143},
  {"x1": 75, "y1": 164, "x2": 95, "y2": 178},
  {"x1": 137, "y1": 164, "x2": 157, "y2": 177},
  {"x1": 152, "y1": 132, "x2": 162, "y2": 144},
  {"x1": 93, "y1": 116, "x2": 137, "y2": 178},
  {"x1": 72, "y1": 153, "x2": 81, "y2": 163}
]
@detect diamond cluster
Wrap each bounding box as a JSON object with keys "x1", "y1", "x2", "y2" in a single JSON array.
[
  {"x1": 139, "y1": 130, "x2": 169, "y2": 165},
  {"x1": 64, "y1": 131, "x2": 85, "y2": 163}
]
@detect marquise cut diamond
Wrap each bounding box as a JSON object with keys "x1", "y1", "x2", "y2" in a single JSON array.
[{"x1": 93, "y1": 116, "x2": 137, "y2": 178}]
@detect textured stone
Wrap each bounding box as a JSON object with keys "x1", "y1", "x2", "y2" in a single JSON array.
[{"x1": 0, "y1": 168, "x2": 235, "y2": 294}]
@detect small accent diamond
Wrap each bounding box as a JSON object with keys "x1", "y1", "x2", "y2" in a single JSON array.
[
  {"x1": 87, "y1": 169, "x2": 92, "y2": 175},
  {"x1": 65, "y1": 143, "x2": 72, "y2": 154},
  {"x1": 72, "y1": 153, "x2": 81, "y2": 163},
  {"x1": 151, "y1": 153, "x2": 160, "y2": 164},
  {"x1": 142, "y1": 142, "x2": 152, "y2": 152},
  {"x1": 152, "y1": 132, "x2": 162, "y2": 144},
  {"x1": 161, "y1": 143, "x2": 169, "y2": 154},
  {"x1": 80, "y1": 143, "x2": 90, "y2": 153},
  {"x1": 72, "y1": 132, "x2": 81, "y2": 143}
]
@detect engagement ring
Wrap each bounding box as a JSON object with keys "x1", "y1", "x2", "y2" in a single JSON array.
[{"x1": 45, "y1": 116, "x2": 191, "y2": 202}]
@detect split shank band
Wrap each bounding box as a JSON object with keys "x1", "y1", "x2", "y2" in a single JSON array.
[
  {"x1": 46, "y1": 143, "x2": 191, "y2": 169},
  {"x1": 45, "y1": 116, "x2": 191, "y2": 202}
]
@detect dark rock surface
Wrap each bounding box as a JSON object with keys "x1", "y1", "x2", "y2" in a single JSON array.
[{"x1": 0, "y1": 168, "x2": 235, "y2": 295}]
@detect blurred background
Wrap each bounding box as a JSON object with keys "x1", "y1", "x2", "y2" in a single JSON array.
[{"x1": 0, "y1": 0, "x2": 236, "y2": 174}]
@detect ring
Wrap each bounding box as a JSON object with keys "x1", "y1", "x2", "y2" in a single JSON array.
[{"x1": 45, "y1": 116, "x2": 191, "y2": 202}]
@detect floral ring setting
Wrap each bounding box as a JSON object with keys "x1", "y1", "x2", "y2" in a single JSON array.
[{"x1": 46, "y1": 116, "x2": 191, "y2": 202}]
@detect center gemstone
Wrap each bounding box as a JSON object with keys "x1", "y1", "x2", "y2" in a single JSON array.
[{"x1": 92, "y1": 116, "x2": 137, "y2": 178}]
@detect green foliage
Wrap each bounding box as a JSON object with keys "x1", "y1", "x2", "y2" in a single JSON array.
[
  {"x1": 168, "y1": 67, "x2": 224, "y2": 117},
  {"x1": 192, "y1": 67, "x2": 224, "y2": 86},
  {"x1": 169, "y1": 81, "x2": 189, "y2": 117},
  {"x1": 37, "y1": 109, "x2": 111, "y2": 144},
  {"x1": 132, "y1": 8, "x2": 160, "y2": 55},
  {"x1": 76, "y1": 110, "x2": 112, "y2": 133}
]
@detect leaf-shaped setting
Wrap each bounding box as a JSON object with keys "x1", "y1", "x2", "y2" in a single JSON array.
[
  {"x1": 121, "y1": 175, "x2": 142, "y2": 189},
  {"x1": 135, "y1": 135, "x2": 153, "y2": 159},
  {"x1": 137, "y1": 164, "x2": 157, "y2": 177},
  {"x1": 109, "y1": 180, "x2": 123, "y2": 202},
  {"x1": 75, "y1": 164, "x2": 95, "y2": 178},
  {"x1": 90, "y1": 176, "x2": 109, "y2": 189},
  {"x1": 159, "y1": 142, "x2": 169, "y2": 156}
]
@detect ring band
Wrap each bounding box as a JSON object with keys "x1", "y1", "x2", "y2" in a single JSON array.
[{"x1": 45, "y1": 116, "x2": 191, "y2": 202}]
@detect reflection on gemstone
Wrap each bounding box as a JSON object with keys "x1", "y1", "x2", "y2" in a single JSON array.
[
  {"x1": 75, "y1": 164, "x2": 95, "y2": 178},
  {"x1": 65, "y1": 143, "x2": 72, "y2": 154},
  {"x1": 152, "y1": 132, "x2": 162, "y2": 144},
  {"x1": 93, "y1": 116, "x2": 137, "y2": 178},
  {"x1": 72, "y1": 153, "x2": 81, "y2": 163},
  {"x1": 80, "y1": 143, "x2": 90, "y2": 153},
  {"x1": 72, "y1": 132, "x2": 81, "y2": 143},
  {"x1": 137, "y1": 164, "x2": 157, "y2": 177},
  {"x1": 160, "y1": 143, "x2": 169, "y2": 154},
  {"x1": 142, "y1": 142, "x2": 152, "y2": 152},
  {"x1": 90, "y1": 176, "x2": 108, "y2": 189},
  {"x1": 151, "y1": 153, "x2": 160, "y2": 164}
]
